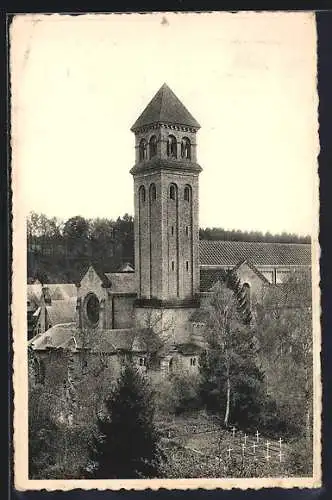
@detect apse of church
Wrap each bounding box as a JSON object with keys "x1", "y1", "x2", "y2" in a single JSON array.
[{"x1": 130, "y1": 84, "x2": 202, "y2": 306}]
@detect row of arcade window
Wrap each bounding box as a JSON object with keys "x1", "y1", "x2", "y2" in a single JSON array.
[
  {"x1": 139, "y1": 135, "x2": 191, "y2": 161},
  {"x1": 139, "y1": 184, "x2": 191, "y2": 203}
]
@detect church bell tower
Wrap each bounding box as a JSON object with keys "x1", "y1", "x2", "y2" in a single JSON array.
[{"x1": 130, "y1": 84, "x2": 202, "y2": 306}]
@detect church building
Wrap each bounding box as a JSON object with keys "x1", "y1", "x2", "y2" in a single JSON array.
[{"x1": 29, "y1": 84, "x2": 311, "y2": 375}]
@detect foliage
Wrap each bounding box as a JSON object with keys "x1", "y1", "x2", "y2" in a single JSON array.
[
  {"x1": 86, "y1": 362, "x2": 165, "y2": 479},
  {"x1": 199, "y1": 276, "x2": 267, "y2": 430},
  {"x1": 136, "y1": 309, "x2": 174, "y2": 371},
  {"x1": 155, "y1": 372, "x2": 200, "y2": 416},
  {"x1": 286, "y1": 436, "x2": 313, "y2": 476},
  {"x1": 28, "y1": 342, "x2": 119, "y2": 479},
  {"x1": 254, "y1": 270, "x2": 313, "y2": 438},
  {"x1": 199, "y1": 227, "x2": 311, "y2": 244},
  {"x1": 27, "y1": 211, "x2": 133, "y2": 283}
]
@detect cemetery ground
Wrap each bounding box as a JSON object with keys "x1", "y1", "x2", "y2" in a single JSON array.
[{"x1": 158, "y1": 412, "x2": 306, "y2": 478}]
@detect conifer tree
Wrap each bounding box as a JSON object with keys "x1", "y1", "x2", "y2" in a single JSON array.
[{"x1": 86, "y1": 362, "x2": 164, "y2": 479}]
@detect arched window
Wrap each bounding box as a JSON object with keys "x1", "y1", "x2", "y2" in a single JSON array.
[
  {"x1": 167, "y1": 135, "x2": 177, "y2": 158},
  {"x1": 242, "y1": 283, "x2": 251, "y2": 307},
  {"x1": 169, "y1": 357, "x2": 174, "y2": 373},
  {"x1": 181, "y1": 137, "x2": 191, "y2": 159},
  {"x1": 149, "y1": 183, "x2": 156, "y2": 201},
  {"x1": 169, "y1": 183, "x2": 177, "y2": 200},
  {"x1": 184, "y1": 185, "x2": 191, "y2": 202},
  {"x1": 139, "y1": 185, "x2": 146, "y2": 203},
  {"x1": 139, "y1": 139, "x2": 147, "y2": 161},
  {"x1": 149, "y1": 135, "x2": 157, "y2": 158}
]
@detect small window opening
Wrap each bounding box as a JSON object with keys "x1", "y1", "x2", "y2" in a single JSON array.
[
  {"x1": 171, "y1": 226, "x2": 174, "y2": 236},
  {"x1": 190, "y1": 357, "x2": 197, "y2": 366},
  {"x1": 139, "y1": 139, "x2": 147, "y2": 161},
  {"x1": 169, "y1": 184, "x2": 176, "y2": 200},
  {"x1": 167, "y1": 135, "x2": 177, "y2": 158},
  {"x1": 171, "y1": 261, "x2": 175, "y2": 271},
  {"x1": 185, "y1": 226, "x2": 189, "y2": 236},
  {"x1": 181, "y1": 137, "x2": 191, "y2": 160},
  {"x1": 149, "y1": 135, "x2": 157, "y2": 159},
  {"x1": 186, "y1": 261, "x2": 189, "y2": 272},
  {"x1": 184, "y1": 185, "x2": 191, "y2": 202},
  {"x1": 139, "y1": 357, "x2": 146, "y2": 366}
]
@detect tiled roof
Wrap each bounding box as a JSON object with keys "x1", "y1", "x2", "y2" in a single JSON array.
[
  {"x1": 261, "y1": 283, "x2": 312, "y2": 309},
  {"x1": 29, "y1": 325, "x2": 139, "y2": 354},
  {"x1": 200, "y1": 269, "x2": 228, "y2": 292},
  {"x1": 28, "y1": 323, "x2": 80, "y2": 351},
  {"x1": 130, "y1": 157, "x2": 202, "y2": 176},
  {"x1": 46, "y1": 298, "x2": 77, "y2": 326},
  {"x1": 176, "y1": 343, "x2": 203, "y2": 355},
  {"x1": 131, "y1": 83, "x2": 200, "y2": 131},
  {"x1": 199, "y1": 240, "x2": 311, "y2": 267},
  {"x1": 91, "y1": 329, "x2": 136, "y2": 353}
]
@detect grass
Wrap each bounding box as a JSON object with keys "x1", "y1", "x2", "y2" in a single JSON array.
[{"x1": 157, "y1": 412, "x2": 302, "y2": 478}]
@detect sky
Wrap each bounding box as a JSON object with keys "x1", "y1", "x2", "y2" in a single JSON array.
[{"x1": 11, "y1": 12, "x2": 318, "y2": 236}]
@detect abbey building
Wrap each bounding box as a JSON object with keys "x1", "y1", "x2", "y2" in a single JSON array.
[{"x1": 29, "y1": 84, "x2": 311, "y2": 375}]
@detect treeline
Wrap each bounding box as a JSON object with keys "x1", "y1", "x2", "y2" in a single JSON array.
[
  {"x1": 27, "y1": 212, "x2": 134, "y2": 284},
  {"x1": 27, "y1": 212, "x2": 310, "y2": 283},
  {"x1": 199, "y1": 227, "x2": 310, "y2": 243}
]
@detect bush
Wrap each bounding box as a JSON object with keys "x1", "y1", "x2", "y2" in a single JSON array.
[{"x1": 155, "y1": 372, "x2": 201, "y2": 416}]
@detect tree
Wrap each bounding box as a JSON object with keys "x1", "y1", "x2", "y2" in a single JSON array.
[
  {"x1": 199, "y1": 271, "x2": 266, "y2": 429},
  {"x1": 137, "y1": 308, "x2": 174, "y2": 371},
  {"x1": 86, "y1": 362, "x2": 164, "y2": 479}
]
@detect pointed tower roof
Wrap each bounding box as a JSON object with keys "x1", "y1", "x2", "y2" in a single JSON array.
[{"x1": 131, "y1": 83, "x2": 200, "y2": 132}]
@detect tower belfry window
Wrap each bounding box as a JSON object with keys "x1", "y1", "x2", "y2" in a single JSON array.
[
  {"x1": 167, "y1": 135, "x2": 177, "y2": 158},
  {"x1": 149, "y1": 135, "x2": 157, "y2": 158},
  {"x1": 181, "y1": 137, "x2": 191, "y2": 160},
  {"x1": 139, "y1": 139, "x2": 147, "y2": 161}
]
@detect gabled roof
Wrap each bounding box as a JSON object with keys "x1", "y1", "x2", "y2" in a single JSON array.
[
  {"x1": 28, "y1": 323, "x2": 79, "y2": 351},
  {"x1": 131, "y1": 83, "x2": 200, "y2": 132},
  {"x1": 199, "y1": 240, "x2": 311, "y2": 267},
  {"x1": 233, "y1": 259, "x2": 271, "y2": 284}
]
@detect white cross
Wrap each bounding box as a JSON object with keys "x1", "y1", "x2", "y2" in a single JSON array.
[
  {"x1": 242, "y1": 443, "x2": 245, "y2": 457},
  {"x1": 279, "y1": 449, "x2": 283, "y2": 462},
  {"x1": 252, "y1": 443, "x2": 257, "y2": 454},
  {"x1": 279, "y1": 438, "x2": 283, "y2": 449},
  {"x1": 244, "y1": 433, "x2": 248, "y2": 445},
  {"x1": 227, "y1": 447, "x2": 233, "y2": 459},
  {"x1": 231, "y1": 426, "x2": 236, "y2": 438},
  {"x1": 256, "y1": 430, "x2": 260, "y2": 442}
]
